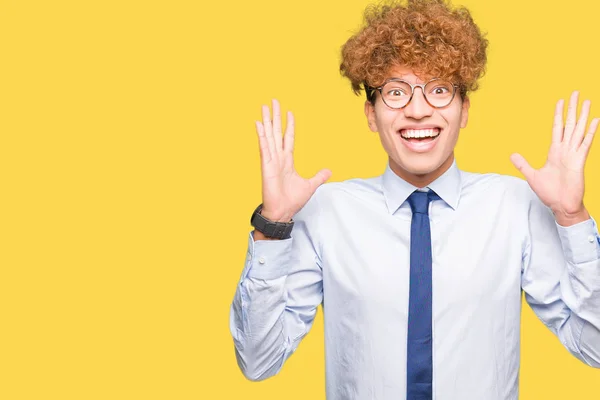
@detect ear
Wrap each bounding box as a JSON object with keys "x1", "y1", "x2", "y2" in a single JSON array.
[
  {"x1": 460, "y1": 96, "x2": 470, "y2": 129},
  {"x1": 364, "y1": 100, "x2": 378, "y2": 132}
]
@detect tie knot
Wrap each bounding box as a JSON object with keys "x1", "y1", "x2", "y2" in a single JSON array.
[{"x1": 407, "y1": 190, "x2": 439, "y2": 215}]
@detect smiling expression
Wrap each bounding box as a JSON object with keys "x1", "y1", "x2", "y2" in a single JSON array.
[{"x1": 365, "y1": 66, "x2": 470, "y2": 187}]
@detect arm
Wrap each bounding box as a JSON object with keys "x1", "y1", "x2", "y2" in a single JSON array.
[
  {"x1": 511, "y1": 91, "x2": 600, "y2": 366},
  {"x1": 229, "y1": 193, "x2": 323, "y2": 381},
  {"x1": 229, "y1": 99, "x2": 331, "y2": 381},
  {"x1": 521, "y1": 185, "x2": 600, "y2": 367}
]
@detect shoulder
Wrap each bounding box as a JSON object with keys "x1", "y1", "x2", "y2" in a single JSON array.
[
  {"x1": 298, "y1": 175, "x2": 384, "y2": 217},
  {"x1": 458, "y1": 169, "x2": 544, "y2": 216},
  {"x1": 315, "y1": 175, "x2": 383, "y2": 200},
  {"x1": 460, "y1": 170, "x2": 533, "y2": 199}
]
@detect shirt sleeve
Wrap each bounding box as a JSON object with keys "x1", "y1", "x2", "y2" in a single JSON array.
[
  {"x1": 229, "y1": 190, "x2": 324, "y2": 381},
  {"x1": 521, "y1": 184, "x2": 600, "y2": 368}
]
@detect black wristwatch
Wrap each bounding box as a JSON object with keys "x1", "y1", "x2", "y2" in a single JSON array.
[{"x1": 250, "y1": 204, "x2": 294, "y2": 239}]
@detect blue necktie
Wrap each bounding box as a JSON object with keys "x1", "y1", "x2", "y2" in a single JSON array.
[{"x1": 406, "y1": 190, "x2": 439, "y2": 400}]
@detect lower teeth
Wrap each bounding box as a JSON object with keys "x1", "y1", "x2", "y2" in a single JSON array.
[{"x1": 406, "y1": 136, "x2": 437, "y2": 140}]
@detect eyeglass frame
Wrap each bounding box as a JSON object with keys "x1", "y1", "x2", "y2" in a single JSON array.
[{"x1": 364, "y1": 77, "x2": 464, "y2": 109}]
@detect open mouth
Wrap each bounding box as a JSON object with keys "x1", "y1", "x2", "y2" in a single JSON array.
[{"x1": 399, "y1": 128, "x2": 441, "y2": 143}]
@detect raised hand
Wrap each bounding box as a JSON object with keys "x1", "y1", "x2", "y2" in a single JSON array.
[
  {"x1": 510, "y1": 91, "x2": 599, "y2": 226},
  {"x1": 255, "y1": 99, "x2": 331, "y2": 224}
]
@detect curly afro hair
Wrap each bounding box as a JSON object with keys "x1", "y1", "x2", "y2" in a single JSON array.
[{"x1": 340, "y1": 0, "x2": 488, "y2": 102}]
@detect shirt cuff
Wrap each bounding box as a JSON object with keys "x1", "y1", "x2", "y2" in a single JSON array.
[
  {"x1": 556, "y1": 217, "x2": 600, "y2": 265},
  {"x1": 240, "y1": 231, "x2": 293, "y2": 281}
]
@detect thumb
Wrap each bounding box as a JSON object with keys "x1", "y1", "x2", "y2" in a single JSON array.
[
  {"x1": 308, "y1": 168, "x2": 332, "y2": 190},
  {"x1": 510, "y1": 153, "x2": 535, "y2": 181}
]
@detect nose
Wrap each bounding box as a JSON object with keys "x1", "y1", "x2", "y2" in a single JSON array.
[{"x1": 403, "y1": 87, "x2": 433, "y2": 120}]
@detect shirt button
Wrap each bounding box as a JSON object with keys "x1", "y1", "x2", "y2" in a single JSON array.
[
  {"x1": 247, "y1": 254, "x2": 252, "y2": 261},
  {"x1": 258, "y1": 257, "x2": 266, "y2": 264},
  {"x1": 589, "y1": 235, "x2": 596, "y2": 243}
]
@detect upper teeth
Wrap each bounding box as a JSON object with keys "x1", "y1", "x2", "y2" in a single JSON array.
[{"x1": 401, "y1": 129, "x2": 439, "y2": 138}]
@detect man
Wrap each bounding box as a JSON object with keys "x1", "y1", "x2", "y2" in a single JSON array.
[{"x1": 229, "y1": 0, "x2": 600, "y2": 398}]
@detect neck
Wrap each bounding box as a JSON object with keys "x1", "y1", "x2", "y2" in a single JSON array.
[{"x1": 390, "y1": 154, "x2": 454, "y2": 188}]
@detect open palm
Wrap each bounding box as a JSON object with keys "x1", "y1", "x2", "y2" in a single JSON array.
[
  {"x1": 255, "y1": 99, "x2": 331, "y2": 222},
  {"x1": 511, "y1": 91, "x2": 599, "y2": 223}
]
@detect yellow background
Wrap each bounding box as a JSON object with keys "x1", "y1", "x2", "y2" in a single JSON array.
[{"x1": 1, "y1": 0, "x2": 599, "y2": 398}]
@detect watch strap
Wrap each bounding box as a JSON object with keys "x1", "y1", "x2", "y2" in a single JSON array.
[{"x1": 250, "y1": 204, "x2": 294, "y2": 239}]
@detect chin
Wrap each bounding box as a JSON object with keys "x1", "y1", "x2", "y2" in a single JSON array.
[
  {"x1": 399, "y1": 157, "x2": 444, "y2": 176},
  {"x1": 388, "y1": 152, "x2": 452, "y2": 183}
]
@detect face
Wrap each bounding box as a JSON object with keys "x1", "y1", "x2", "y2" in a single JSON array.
[{"x1": 364, "y1": 66, "x2": 470, "y2": 187}]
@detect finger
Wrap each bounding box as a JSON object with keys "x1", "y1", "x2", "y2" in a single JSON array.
[
  {"x1": 283, "y1": 111, "x2": 295, "y2": 154},
  {"x1": 510, "y1": 153, "x2": 536, "y2": 182},
  {"x1": 580, "y1": 117, "x2": 599, "y2": 156},
  {"x1": 308, "y1": 168, "x2": 332, "y2": 191},
  {"x1": 563, "y1": 91, "x2": 579, "y2": 144},
  {"x1": 552, "y1": 99, "x2": 564, "y2": 144},
  {"x1": 255, "y1": 121, "x2": 272, "y2": 164},
  {"x1": 272, "y1": 99, "x2": 283, "y2": 155},
  {"x1": 570, "y1": 99, "x2": 591, "y2": 149},
  {"x1": 262, "y1": 105, "x2": 277, "y2": 161}
]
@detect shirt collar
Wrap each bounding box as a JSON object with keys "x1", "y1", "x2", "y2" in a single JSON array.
[{"x1": 382, "y1": 158, "x2": 462, "y2": 214}]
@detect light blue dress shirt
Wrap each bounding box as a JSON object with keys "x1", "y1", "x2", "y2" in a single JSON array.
[{"x1": 230, "y1": 160, "x2": 600, "y2": 400}]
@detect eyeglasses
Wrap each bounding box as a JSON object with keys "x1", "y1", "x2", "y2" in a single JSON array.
[{"x1": 366, "y1": 78, "x2": 459, "y2": 109}]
